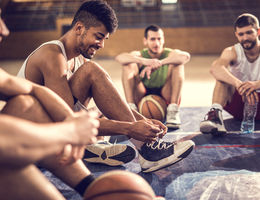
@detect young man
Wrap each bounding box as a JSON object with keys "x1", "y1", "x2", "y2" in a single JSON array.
[
  {"x1": 0, "y1": 10, "x2": 100, "y2": 199},
  {"x1": 16, "y1": 1, "x2": 195, "y2": 173},
  {"x1": 115, "y1": 24, "x2": 190, "y2": 129},
  {"x1": 200, "y1": 13, "x2": 260, "y2": 135}
]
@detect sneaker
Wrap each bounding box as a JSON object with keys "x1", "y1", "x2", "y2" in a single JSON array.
[
  {"x1": 138, "y1": 139, "x2": 195, "y2": 173},
  {"x1": 200, "y1": 108, "x2": 227, "y2": 135},
  {"x1": 84, "y1": 141, "x2": 136, "y2": 166},
  {"x1": 166, "y1": 104, "x2": 181, "y2": 129}
]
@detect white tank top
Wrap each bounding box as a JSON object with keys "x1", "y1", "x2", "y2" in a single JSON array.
[
  {"x1": 17, "y1": 40, "x2": 88, "y2": 111},
  {"x1": 229, "y1": 43, "x2": 260, "y2": 82},
  {"x1": 17, "y1": 40, "x2": 84, "y2": 80}
]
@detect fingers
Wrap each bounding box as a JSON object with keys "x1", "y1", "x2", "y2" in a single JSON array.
[
  {"x1": 58, "y1": 145, "x2": 85, "y2": 165},
  {"x1": 140, "y1": 67, "x2": 152, "y2": 79},
  {"x1": 254, "y1": 91, "x2": 259, "y2": 102},
  {"x1": 245, "y1": 92, "x2": 258, "y2": 105},
  {"x1": 149, "y1": 119, "x2": 168, "y2": 136}
]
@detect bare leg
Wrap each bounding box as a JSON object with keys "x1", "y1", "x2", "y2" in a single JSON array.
[
  {"x1": 0, "y1": 165, "x2": 66, "y2": 200},
  {"x1": 69, "y1": 61, "x2": 136, "y2": 121},
  {"x1": 2, "y1": 95, "x2": 91, "y2": 189},
  {"x1": 212, "y1": 80, "x2": 235, "y2": 106},
  {"x1": 121, "y1": 63, "x2": 146, "y2": 105},
  {"x1": 69, "y1": 62, "x2": 145, "y2": 148},
  {"x1": 161, "y1": 65, "x2": 184, "y2": 104}
]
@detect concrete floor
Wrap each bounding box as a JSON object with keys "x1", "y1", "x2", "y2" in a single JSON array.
[{"x1": 0, "y1": 55, "x2": 217, "y2": 108}]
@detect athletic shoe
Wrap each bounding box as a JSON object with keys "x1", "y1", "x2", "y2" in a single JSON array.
[
  {"x1": 166, "y1": 104, "x2": 181, "y2": 129},
  {"x1": 138, "y1": 139, "x2": 195, "y2": 173},
  {"x1": 84, "y1": 141, "x2": 136, "y2": 166},
  {"x1": 200, "y1": 108, "x2": 227, "y2": 135}
]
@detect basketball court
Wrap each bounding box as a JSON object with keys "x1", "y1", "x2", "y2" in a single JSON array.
[
  {"x1": 2, "y1": 56, "x2": 260, "y2": 200},
  {"x1": 1, "y1": 0, "x2": 260, "y2": 199}
]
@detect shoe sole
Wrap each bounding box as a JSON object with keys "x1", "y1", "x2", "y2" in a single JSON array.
[
  {"x1": 84, "y1": 145, "x2": 136, "y2": 166},
  {"x1": 142, "y1": 141, "x2": 195, "y2": 173},
  {"x1": 166, "y1": 123, "x2": 181, "y2": 129},
  {"x1": 200, "y1": 122, "x2": 226, "y2": 136}
]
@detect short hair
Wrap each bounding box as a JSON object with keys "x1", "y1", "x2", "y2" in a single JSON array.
[
  {"x1": 144, "y1": 24, "x2": 162, "y2": 38},
  {"x1": 234, "y1": 13, "x2": 259, "y2": 30},
  {"x1": 71, "y1": 0, "x2": 118, "y2": 33}
]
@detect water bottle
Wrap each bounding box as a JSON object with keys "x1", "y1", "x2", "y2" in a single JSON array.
[{"x1": 240, "y1": 97, "x2": 258, "y2": 134}]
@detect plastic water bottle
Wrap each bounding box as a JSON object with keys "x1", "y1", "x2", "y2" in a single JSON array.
[{"x1": 240, "y1": 98, "x2": 258, "y2": 134}]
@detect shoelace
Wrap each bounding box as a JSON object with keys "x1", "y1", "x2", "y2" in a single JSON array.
[
  {"x1": 146, "y1": 139, "x2": 174, "y2": 150},
  {"x1": 204, "y1": 108, "x2": 218, "y2": 120},
  {"x1": 167, "y1": 110, "x2": 178, "y2": 120}
]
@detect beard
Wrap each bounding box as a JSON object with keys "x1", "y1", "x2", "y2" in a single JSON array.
[
  {"x1": 80, "y1": 48, "x2": 92, "y2": 59},
  {"x1": 241, "y1": 39, "x2": 257, "y2": 50},
  {"x1": 148, "y1": 47, "x2": 161, "y2": 55}
]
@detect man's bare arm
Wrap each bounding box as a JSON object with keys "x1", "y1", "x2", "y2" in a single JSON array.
[
  {"x1": 0, "y1": 113, "x2": 98, "y2": 167},
  {"x1": 161, "y1": 49, "x2": 190, "y2": 66},
  {"x1": 115, "y1": 51, "x2": 162, "y2": 68},
  {"x1": 210, "y1": 46, "x2": 242, "y2": 88},
  {"x1": 0, "y1": 68, "x2": 75, "y2": 122}
]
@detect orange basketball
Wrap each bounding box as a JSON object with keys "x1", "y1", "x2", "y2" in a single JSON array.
[
  {"x1": 84, "y1": 170, "x2": 156, "y2": 200},
  {"x1": 138, "y1": 95, "x2": 167, "y2": 122}
]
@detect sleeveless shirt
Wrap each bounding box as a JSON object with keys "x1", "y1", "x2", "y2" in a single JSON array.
[
  {"x1": 230, "y1": 43, "x2": 260, "y2": 82},
  {"x1": 17, "y1": 40, "x2": 87, "y2": 111},
  {"x1": 140, "y1": 48, "x2": 171, "y2": 88},
  {"x1": 17, "y1": 40, "x2": 84, "y2": 80}
]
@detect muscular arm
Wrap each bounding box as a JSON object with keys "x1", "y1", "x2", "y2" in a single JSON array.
[
  {"x1": 115, "y1": 51, "x2": 161, "y2": 68},
  {"x1": 27, "y1": 45, "x2": 75, "y2": 108},
  {"x1": 0, "y1": 115, "x2": 72, "y2": 167},
  {"x1": 97, "y1": 118, "x2": 161, "y2": 142},
  {"x1": 161, "y1": 49, "x2": 190, "y2": 66},
  {"x1": 210, "y1": 46, "x2": 242, "y2": 88},
  {"x1": 0, "y1": 113, "x2": 98, "y2": 167},
  {"x1": 0, "y1": 68, "x2": 74, "y2": 121}
]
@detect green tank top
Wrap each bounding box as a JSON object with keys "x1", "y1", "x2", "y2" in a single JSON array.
[{"x1": 140, "y1": 48, "x2": 171, "y2": 88}]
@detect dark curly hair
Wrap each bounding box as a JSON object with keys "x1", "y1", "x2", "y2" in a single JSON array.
[{"x1": 71, "y1": 0, "x2": 118, "y2": 33}]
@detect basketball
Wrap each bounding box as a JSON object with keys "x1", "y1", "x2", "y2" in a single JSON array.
[
  {"x1": 138, "y1": 95, "x2": 167, "y2": 122},
  {"x1": 84, "y1": 170, "x2": 156, "y2": 200}
]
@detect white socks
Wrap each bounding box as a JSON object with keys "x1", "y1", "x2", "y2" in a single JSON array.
[
  {"x1": 211, "y1": 103, "x2": 223, "y2": 111},
  {"x1": 167, "y1": 103, "x2": 179, "y2": 111}
]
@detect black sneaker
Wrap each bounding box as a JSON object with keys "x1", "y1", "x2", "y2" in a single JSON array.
[
  {"x1": 138, "y1": 139, "x2": 195, "y2": 173},
  {"x1": 84, "y1": 141, "x2": 136, "y2": 166},
  {"x1": 200, "y1": 108, "x2": 227, "y2": 135}
]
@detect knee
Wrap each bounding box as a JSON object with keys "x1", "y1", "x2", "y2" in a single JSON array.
[
  {"x1": 80, "y1": 61, "x2": 111, "y2": 82},
  {"x1": 13, "y1": 95, "x2": 38, "y2": 110},
  {"x1": 3, "y1": 94, "x2": 40, "y2": 114},
  {"x1": 123, "y1": 64, "x2": 139, "y2": 77}
]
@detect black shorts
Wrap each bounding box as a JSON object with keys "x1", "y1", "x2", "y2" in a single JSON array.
[{"x1": 145, "y1": 87, "x2": 162, "y2": 96}]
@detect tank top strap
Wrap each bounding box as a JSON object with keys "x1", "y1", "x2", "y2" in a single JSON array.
[{"x1": 234, "y1": 43, "x2": 242, "y2": 64}]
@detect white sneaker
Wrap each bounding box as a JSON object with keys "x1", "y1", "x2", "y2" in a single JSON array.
[
  {"x1": 200, "y1": 108, "x2": 227, "y2": 135},
  {"x1": 166, "y1": 104, "x2": 181, "y2": 129},
  {"x1": 84, "y1": 141, "x2": 136, "y2": 166},
  {"x1": 138, "y1": 139, "x2": 195, "y2": 173}
]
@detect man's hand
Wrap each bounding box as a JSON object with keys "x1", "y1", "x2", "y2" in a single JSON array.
[
  {"x1": 147, "y1": 119, "x2": 168, "y2": 138},
  {"x1": 140, "y1": 59, "x2": 162, "y2": 79},
  {"x1": 238, "y1": 81, "x2": 259, "y2": 105},
  {"x1": 128, "y1": 119, "x2": 162, "y2": 143},
  {"x1": 56, "y1": 111, "x2": 100, "y2": 165},
  {"x1": 142, "y1": 58, "x2": 162, "y2": 68},
  {"x1": 68, "y1": 111, "x2": 100, "y2": 145},
  {"x1": 238, "y1": 81, "x2": 258, "y2": 95},
  {"x1": 57, "y1": 145, "x2": 85, "y2": 165}
]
